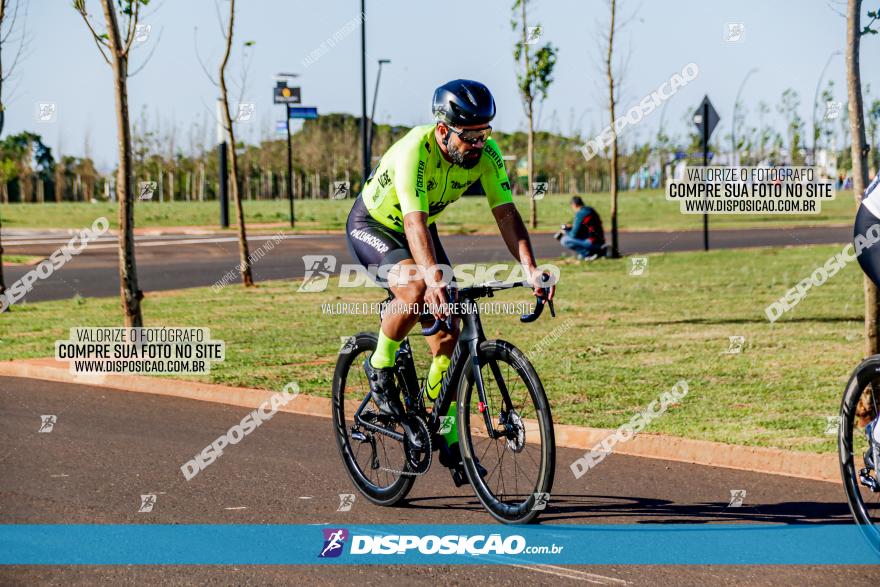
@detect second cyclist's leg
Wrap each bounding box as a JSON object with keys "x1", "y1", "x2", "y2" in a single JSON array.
[{"x1": 854, "y1": 201, "x2": 880, "y2": 462}]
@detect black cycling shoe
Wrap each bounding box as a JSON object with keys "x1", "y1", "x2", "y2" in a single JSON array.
[
  {"x1": 440, "y1": 442, "x2": 487, "y2": 487},
  {"x1": 363, "y1": 358, "x2": 422, "y2": 449}
]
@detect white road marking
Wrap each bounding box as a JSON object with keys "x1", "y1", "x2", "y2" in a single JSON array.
[
  {"x1": 224, "y1": 506, "x2": 248, "y2": 510},
  {"x1": 507, "y1": 563, "x2": 628, "y2": 584},
  {"x1": 4, "y1": 234, "x2": 326, "y2": 247}
]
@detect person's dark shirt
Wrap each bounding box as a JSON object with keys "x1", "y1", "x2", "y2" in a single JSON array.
[{"x1": 569, "y1": 206, "x2": 604, "y2": 243}]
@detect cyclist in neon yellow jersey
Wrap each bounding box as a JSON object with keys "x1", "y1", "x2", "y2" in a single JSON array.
[{"x1": 345, "y1": 79, "x2": 555, "y2": 486}]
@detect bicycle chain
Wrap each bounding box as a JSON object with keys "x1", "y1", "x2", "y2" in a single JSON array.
[{"x1": 379, "y1": 426, "x2": 432, "y2": 477}]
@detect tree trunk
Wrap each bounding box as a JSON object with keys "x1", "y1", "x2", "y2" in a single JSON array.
[
  {"x1": 522, "y1": 0, "x2": 537, "y2": 228},
  {"x1": 606, "y1": 0, "x2": 620, "y2": 258},
  {"x1": 0, "y1": 195, "x2": 5, "y2": 297},
  {"x1": 219, "y1": 0, "x2": 253, "y2": 287},
  {"x1": 101, "y1": 0, "x2": 142, "y2": 327},
  {"x1": 847, "y1": 0, "x2": 877, "y2": 355}
]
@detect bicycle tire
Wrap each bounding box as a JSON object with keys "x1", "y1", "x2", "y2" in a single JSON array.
[
  {"x1": 457, "y1": 339, "x2": 555, "y2": 524},
  {"x1": 332, "y1": 332, "x2": 415, "y2": 506},
  {"x1": 839, "y1": 354, "x2": 880, "y2": 553}
]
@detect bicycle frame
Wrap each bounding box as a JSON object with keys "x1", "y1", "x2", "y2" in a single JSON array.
[{"x1": 353, "y1": 281, "x2": 551, "y2": 445}]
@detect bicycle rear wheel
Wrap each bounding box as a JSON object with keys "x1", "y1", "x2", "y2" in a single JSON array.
[
  {"x1": 332, "y1": 332, "x2": 415, "y2": 506},
  {"x1": 457, "y1": 339, "x2": 555, "y2": 524},
  {"x1": 840, "y1": 355, "x2": 880, "y2": 553}
]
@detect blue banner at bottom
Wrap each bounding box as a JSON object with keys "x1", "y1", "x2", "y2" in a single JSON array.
[{"x1": 2, "y1": 524, "x2": 879, "y2": 565}]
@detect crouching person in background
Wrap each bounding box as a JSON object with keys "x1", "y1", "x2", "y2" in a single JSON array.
[{"x1": 556, "y1": 196, "x2": 606, "y2": 261}]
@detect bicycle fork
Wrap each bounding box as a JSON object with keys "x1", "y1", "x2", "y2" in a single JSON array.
[{"x1": 461, "y1": 312, "x2": 515, "y2": 441}]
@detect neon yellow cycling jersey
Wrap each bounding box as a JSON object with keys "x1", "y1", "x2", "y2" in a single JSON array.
[{"x1": 361, "y1": 124, "x2": 514, "y2": 232}]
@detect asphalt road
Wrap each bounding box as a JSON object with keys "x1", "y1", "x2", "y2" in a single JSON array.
[
  {"x1": 0, "y1": 375, "x2": 873, "y2": 585},
  {"x1": 1, "y1": 224, "x2": 852, "y2": 303}
]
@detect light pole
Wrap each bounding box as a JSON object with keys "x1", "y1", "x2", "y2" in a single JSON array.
[
  {"x1": 812, "y1": 50, "x2": 841, "y2": 166},
  {"x1": 216, "y1": 98, "x2": 229, "y2": 228},
  {"x1": 731, "y1": 68, "x2": 758, "y2": 167},
  {"x1": 367, "y1": 58, "x2": 391, "y2": 168},
  {"x1": 360, "y1": 0, "x2": 369, "y2": 185}
]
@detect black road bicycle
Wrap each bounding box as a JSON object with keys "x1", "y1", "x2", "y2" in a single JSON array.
[
  {"x1": 332, "y1": 280, "x2": 556, "y2": 524},
  {"x1": 840, "y1": 356, "x2": 880, "y2": 552}
]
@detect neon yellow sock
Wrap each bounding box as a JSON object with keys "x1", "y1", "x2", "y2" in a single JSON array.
[
  {"x1": 425, "y1": 354, "x2": 451, "y2": 401},
  {"x1": 443, "y1": 401, "x2": 459, "y2": 445},
  {"x1": 369, "y1": 331, "x2": 401, "y2": 369},
  {"x1": 426, "y1": 355, "x2": 457, "y2": 443}
]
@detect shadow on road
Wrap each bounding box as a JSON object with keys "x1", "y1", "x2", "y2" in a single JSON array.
[{"x1": 401, "y1": 493, "x2": 852, "y2": 524}]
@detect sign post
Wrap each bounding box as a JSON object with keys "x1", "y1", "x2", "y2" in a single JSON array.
[
  {"x1": 274, "y1": 80, "x2": 302, "y2": 228},
  {"x1": 693, "y1": 96, "x2": 720, "y2": 251}
]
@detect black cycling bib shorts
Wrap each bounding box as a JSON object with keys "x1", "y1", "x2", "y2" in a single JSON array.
[{"x1": 345, "y1": 195, "x2": 451, "y2": 287}]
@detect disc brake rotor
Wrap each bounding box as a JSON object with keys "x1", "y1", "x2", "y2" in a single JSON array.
[{"x1": 504, "y1": 410, "x2": 526, "y2": 453}]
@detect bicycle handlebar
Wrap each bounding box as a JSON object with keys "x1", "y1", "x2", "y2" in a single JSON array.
[{"x1": 418, "y1": 277, "x2": 555, "y2": 336}]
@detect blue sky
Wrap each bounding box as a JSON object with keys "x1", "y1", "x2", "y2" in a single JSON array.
[{"x1": 6, "y1": 0, "x2": 879, "y2": 170}]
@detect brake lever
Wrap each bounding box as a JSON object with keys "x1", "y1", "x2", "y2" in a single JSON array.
[{"x1": 420, "y1": 285, "x2": 457, "y2": 336}]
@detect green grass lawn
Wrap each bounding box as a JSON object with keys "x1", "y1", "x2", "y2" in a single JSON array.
[
  {"x1": 0, "y1": 244, "x2": 866, "y2": 454},
  {"x1": 2, "y1": 254, "x2": 42, "y2": 265},
  {"x1": 0, "y1": 188, "x2": 858, "y2": 233}
]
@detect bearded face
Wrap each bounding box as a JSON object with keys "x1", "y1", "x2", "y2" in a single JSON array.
[{"x1": 447, "y1": 137, "x2": 483, "y2": 169}]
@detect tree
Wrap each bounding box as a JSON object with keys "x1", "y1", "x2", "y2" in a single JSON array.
[
  {"x1": 218, "y1": 1, "x2": 253, "y2": 285},
  {"x1": 0, "y1": 0, "x2": 29, "y2": 300},
  {"x1": 75, "y1": 0, "x2": 147, "y2": 327},
  {"x1": 867, "y1": 97, "x2": 880, "y2": 173},
  {"x1": 847, "y1": 0, "x2": 879, "y2": 354},
  {"x1": 777, "y1": 89, "x2": 805, "y2": 165},
  {"x1": 511, "y1": 0, "x2": 557, "y2": 228},
  {"x1": 197, "y1": 0, "x2": 254, "y2": 286},
  {"x1": 602, "y1": 0, "x2": 621, "y2": 257}
]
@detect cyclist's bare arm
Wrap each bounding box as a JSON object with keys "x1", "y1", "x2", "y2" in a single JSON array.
[
  {"x1": 492, "y1": 203, "x2": 555, "y2": 300},
  {"x1": 403, "y1": 211, "x2": 448, "y2": 319}
]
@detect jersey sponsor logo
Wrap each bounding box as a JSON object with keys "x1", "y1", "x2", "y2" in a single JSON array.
[
  {"x1": 500, "y1": 180, "x2": 511, "y2": 192},
  {"x1": 349, "y1": 229, "x2": 390, "y2": 254},
  {"x1": 485, "y1": 145, "x2": 504, "y2": 170},
  {"x1": 416, "y1": 160, "x2": 426, "y2": 195},
  {"x1": 428, "y1": 201, "x2": 452, "y2": 216},
  {"x1": 424, "y1": 141, "x2": 432, "y2": 153},
  {"x1": 427, "y1": 179, "x2": 437, "y2": 191},
  {"x1": 450, "y1": 180, "x2": 470, "y2": 190},
  {"x1": 378, "y1": 169, "x2": 391, "y2": 189}
]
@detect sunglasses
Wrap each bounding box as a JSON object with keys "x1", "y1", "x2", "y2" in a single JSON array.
[{"x1": 445, "y1": 124, "x2": 492, "y2": 145}]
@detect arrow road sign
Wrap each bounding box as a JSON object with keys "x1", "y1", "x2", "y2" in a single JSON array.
[{"x1": 693, "y1": 95, "x2": 720, "y2": 140}]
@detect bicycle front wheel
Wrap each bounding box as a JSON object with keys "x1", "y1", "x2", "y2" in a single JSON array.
[{"x1": 457, "y1": 339, "x2": 555, "y2": 524}]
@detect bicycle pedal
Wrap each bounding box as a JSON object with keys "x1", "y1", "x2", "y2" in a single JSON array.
[
  {"x1": 859, "y1": 467, "x2": 880, "y2": 492},
  {"x1": 451, "y1": 468, "x2": 468, "y2": 488}
]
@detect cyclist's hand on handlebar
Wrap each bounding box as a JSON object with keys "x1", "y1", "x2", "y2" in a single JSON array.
[
  {"x1": 424, "y1": 282, "x2": 449, "y2": 320},
  {"x1": 528, "y1": 268, "x2": 555, "y2": 301}
]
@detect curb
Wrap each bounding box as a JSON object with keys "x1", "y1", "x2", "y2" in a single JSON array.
[{"x1": 0, "y1": 358, "x2": 838, "y2": 484}]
